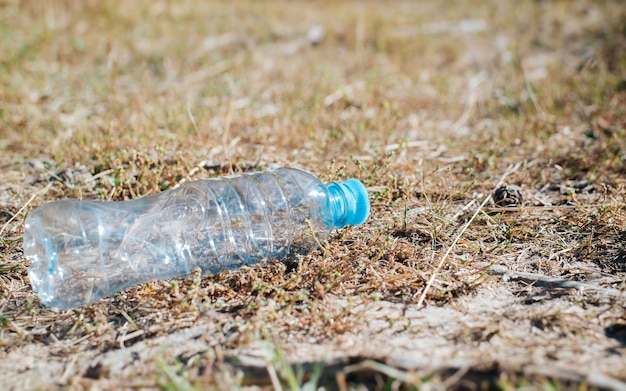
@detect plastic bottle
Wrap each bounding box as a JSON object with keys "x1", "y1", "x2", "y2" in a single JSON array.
[{"x1": 24, "y1": 168, "x2": 370, "y2": 309}]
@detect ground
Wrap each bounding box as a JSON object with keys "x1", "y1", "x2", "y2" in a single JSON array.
[{"x1": 1, "y1": 0, "x2": 625, "y2": 389}]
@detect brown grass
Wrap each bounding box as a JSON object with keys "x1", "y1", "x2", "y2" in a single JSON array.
[{"x1": 1, "y1": 0, "x2": 626, "y2": 389}]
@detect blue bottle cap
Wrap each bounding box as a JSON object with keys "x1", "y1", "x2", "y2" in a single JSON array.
[{"x1": 327, "y1": 178, "x2": 370, "y2": 228}]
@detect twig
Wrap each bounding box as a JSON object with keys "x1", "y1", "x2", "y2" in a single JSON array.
[
  {"x1": 337, "y1": 360, "x2": 417, "y2": 391},
  {"x1": 59, "y1": 354, "x2": 79, "y2": 384},
  {"x1": 118, "y1": 329, "x2": 146, "y2": 349},
  {"x1": 416, "y1": 162, "x2": 521, "y2": 308},
  {"x1": 324, "y1": 81, "x2": 360, "y2": 107},
  {"x1": 384, "y1": 140, "x2": 429, "y2": 152},
  {"x1": 186, "y1": 93, "x2": 200, "y2": 136},
  {"x1": 483, "y1": 205, "x2": 578, "y2": 213},
  {"x1": 266, "y1": 363, "x2": 283, "y2": 391},
  {"x1": 0, "y1": 183, "x2": 53, "y2": 237},
  {"x1": 450, "y1": 199, "x2": 476, "y2": 222},
  {"x1": 441, "y1": 365, "x2": 471, "y2": 389},
  {"x1": 489, "y1": 265, "x2": 626, "y2": 300},
  {"x1": 548, "y1": 247, "x2": 573, "y2": 261}
]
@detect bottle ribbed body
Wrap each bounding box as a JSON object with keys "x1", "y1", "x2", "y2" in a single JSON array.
[{"x1": 24, "y1": 168, "x2": 334, "y2": 308}]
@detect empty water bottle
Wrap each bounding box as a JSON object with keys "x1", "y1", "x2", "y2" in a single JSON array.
[{"x1": 24, "y1": 167, "x2": 370, "y2": 308}]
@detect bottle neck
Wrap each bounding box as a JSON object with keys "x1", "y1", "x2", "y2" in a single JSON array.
[
  {"x1": 327, "y1": 183, "x2": 349, "y2": 228},
  {"x1": 326, "y1": 178, "x2": 370, "y2": 228}
]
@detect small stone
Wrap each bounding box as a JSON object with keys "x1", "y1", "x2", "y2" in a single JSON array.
[
  {"x1": 493, "y1": 185, "x2": 523, "y2": 207},
  {"x1": 28, "y1": 159, "x2": 45, "y2": 171},
  {"x1": 27, "y1": 158, "x2": 55, "y2": 171},
  {"x1": 307, "y1": 25, "x2": 325, "y2": 46}
]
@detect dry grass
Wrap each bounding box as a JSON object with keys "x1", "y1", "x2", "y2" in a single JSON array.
[{"x1": 1, "y1": 0, "x2": 626, "y2": 389}]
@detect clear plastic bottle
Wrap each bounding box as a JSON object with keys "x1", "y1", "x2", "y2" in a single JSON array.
[{"x1": 24, "y1": 168, "x2": 370, "y2": 308}]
